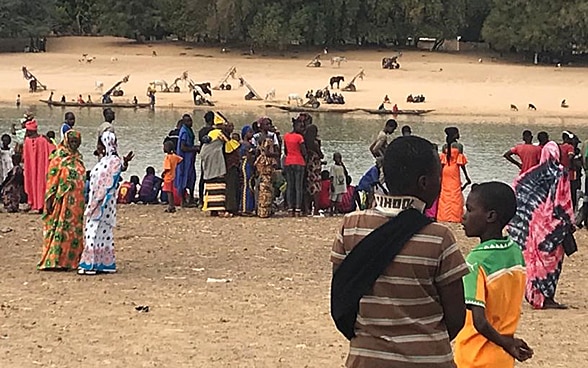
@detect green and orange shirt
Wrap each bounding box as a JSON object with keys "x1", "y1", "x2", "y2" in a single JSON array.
[{"x1": 454, "y1": 237, "x2": 526, "y2": 368}]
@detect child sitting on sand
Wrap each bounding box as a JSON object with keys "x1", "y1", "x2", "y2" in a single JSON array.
[
  {"x1": 118, "y1": 175, "x2": 140, "y2": 204},
  {"x1": 138, "y1": 166, "x2": 162, "y2": 204},
  {"x1": 454, "y1": 182, "x2": 533, "y2": 367},
  {"x1": 162, "y1": 140, "x2": 183, "y2": 213}
]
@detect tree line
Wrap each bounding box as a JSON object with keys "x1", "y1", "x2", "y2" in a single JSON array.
[{"x1": 1, "y1": 0, "x2": 587, "y2": 55}]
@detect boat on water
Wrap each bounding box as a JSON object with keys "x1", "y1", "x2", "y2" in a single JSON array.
[
  {"x1": 39, "y1": 100, "x2": 152, "y2": 109},
  {"x1": 265, "y1": 104, "x2": 434, "y2": 115},
  {"x1": 359, "y1": 108, "x2": 435, "y2": 115},
  {"x1": 265, "y1": 104, "x2": 357, "y2": 114}
]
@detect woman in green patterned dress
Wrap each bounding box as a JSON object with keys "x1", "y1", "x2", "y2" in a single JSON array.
[{"x1": 38, "y1": 130, "x2": 86, "y2": 270}]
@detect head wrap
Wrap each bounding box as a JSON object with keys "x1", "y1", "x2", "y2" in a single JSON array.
[
  {"x1": 64, "y1": 130, "x2": 82, "y2": 152},
  {"x1": 241, "y1": 125, "x2": 253, "y2": 140},
  {"x1": 214, "y1": 112, "x2": 226, "y2": 126},
  {"x1": 25, "y1": 120, "x2": 38, "y2": 131},
  {"x1": 541, "y1": 141, "x2": 561, "y2": 164},
  {"x1": 100, "y1": 131, "x2": 118, "y2": 156}
]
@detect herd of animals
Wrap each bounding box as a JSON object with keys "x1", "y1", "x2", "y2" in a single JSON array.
[{"x1": 30, "y1": 49, "x2": 572, "y2": 113}]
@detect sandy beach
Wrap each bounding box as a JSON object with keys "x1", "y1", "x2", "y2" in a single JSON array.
[
  {"x1": 0, "y1": 206, "x2": 587, "y2": 367},
  {"x1": 2, "y1": 36, "x2": 587, "y2": 120}
]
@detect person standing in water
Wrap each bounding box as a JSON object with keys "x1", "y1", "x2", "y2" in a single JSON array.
[
  {"x1": 437, "y1": 127, "x2": 471, "y2": 223},
  {"x1": 503, "y1": 130, "x2": 541, "y2": 175}
]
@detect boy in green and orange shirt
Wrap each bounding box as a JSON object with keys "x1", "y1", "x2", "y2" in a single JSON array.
[{"x1": 455, "y1": 182, "x2": 534, "y2": 368}]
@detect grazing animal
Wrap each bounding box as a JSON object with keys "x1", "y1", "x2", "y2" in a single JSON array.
[
  {"x1": 150, "y1": 80, "x2": 169, "y2": 91},
  {"x1": 382, "y1": 57, "x2": 400, "y2": 69},
  {"x1": 287, "y1": 93, "x2": 303, "y2": 106},
  {"x1": 330, "y1": 56, "x2": 347, "y2": 67},
  {"x1": 194, "y1": 82, "x2": 212, "y2": 96},
  {"x1": 329, "y1": 76, "x2": 345, "y2": 89},
  {"x1": 265, "y1": 88, "x2": 276, "y2": 101},
  {"x1": 510, "y1": 104, "x2": 519, "y2": 111},
  {"x1": 110, "y1": 57, "x2": 118, "y2": 62},
  {"x1": 561, "y1": 99, "x2": 569, "y2": 108},
  {"x1": 528, "y1": 103, "x2": 537, "y2": 111}
]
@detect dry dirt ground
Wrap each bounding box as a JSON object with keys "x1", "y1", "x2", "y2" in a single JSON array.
[{"x1": 1, "y1": 205, "x2": 587, "y2": 367}]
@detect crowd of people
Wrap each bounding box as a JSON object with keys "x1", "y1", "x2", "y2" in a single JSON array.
[
  {"x1": 330, "y1": 125, "x2": 581, "y2": 367},
  {"x1": 0, "y1": 106, "x2": 584, "y2": 366}
]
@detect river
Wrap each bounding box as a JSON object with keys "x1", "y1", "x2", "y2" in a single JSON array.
[{"x1": 1, "y1": 105, "x2": 586, "y2": 187}]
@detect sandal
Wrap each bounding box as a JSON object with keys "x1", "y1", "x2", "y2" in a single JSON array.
[
  {"x1": 78, "y1": 269, "x2": 97, "y2": 275},
  {"x1": 164, "y1": 208, "x2": 176, "y2": 213}
]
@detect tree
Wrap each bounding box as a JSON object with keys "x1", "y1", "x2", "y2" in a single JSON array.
[
  {"x1": 96, "y1": 0, "x2": 162, "y2": 40},
  {"x1": 0, "y1": 0, "x2": 56, "y2": 37}
]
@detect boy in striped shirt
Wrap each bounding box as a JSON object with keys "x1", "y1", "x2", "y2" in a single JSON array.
[{"x1": 455, "y1": 182, "x2": 533, "y2": 368}]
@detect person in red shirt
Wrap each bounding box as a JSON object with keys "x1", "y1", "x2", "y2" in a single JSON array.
[
  {"x1": 283, "y1": 119, "x2": 307, "y2": 216},
  {"x1": 503, "y1": 130, "x2": 541, "y2": 174}
]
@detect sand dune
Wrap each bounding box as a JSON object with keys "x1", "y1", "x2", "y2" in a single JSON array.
[{"x1": 2, "y1": 36, "x2": 586, "y2": 120}]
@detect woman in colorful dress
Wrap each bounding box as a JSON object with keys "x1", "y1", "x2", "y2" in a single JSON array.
[
  {"x1": 200, "y1": 118, "x2": 229, "y2": 216},
  {"x1": 38, "y1": 130, "x2": 85, "y2": 270},
  {"x1": 508, "y1": 141, "x2": 575, "y2": 309},
  {"x1": 239, "y1": 125, "x2": 256, "y2": 215},
  {"x1": 79, "y1": 131, "x2": 132, "y2": 275},
  {"x1": 437, "y1": 127, "x2": 471, "y2": 223},
  {"x1": 255, "y1": 137, "x2": 276, "y2": 218},
  {"x1": 300, "y1": 114, "x2": 323, "y2": 216}
]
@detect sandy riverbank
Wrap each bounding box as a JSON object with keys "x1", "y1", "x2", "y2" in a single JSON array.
[
  {"x1": 1, "y1": 36, "x2": 587, "y2": 120},
  {"x1": 0, "y1": 206, "x2": 587, "y2": 367}
]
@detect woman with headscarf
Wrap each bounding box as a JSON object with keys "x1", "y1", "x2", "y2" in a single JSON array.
[
  {"x1": 22, "y1": 119, "x2": 54, "y2": 213},
  {"x1": 239, "y1": 125, "x2": 256, "y2": 215},
  {"x1": 299, "y1": 113, "x2": 323, "y2": 216},
  {"x1": 175, "y1": 114, "x2": 198, "y2": 206},
  {"x1": 78, "y1": 131, "x2": 132, "y2": 275},
  {"x1": 508, "y1": 141, "x2": 576, "y2": 309},
  {"x1": 437, "y1": 127, "x2": 471, "y2": 223},
  {"x1": 255, "y1": 136, "x2": 277, "y2": 218},
  {"x1": 200, "y1": 114, "x2": 230, "y2": 216},
  {"x1": 38, "y1": 130, "x2": 86, "y2": 270}
]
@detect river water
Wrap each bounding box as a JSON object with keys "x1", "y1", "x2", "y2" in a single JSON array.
[{"x1": 1, "y1": 105, "x2": 587, "y2": 188}]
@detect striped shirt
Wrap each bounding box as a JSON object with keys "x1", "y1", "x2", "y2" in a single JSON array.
[{"x1": 331, "y1": 195, "x2": 468, "y2": 368}]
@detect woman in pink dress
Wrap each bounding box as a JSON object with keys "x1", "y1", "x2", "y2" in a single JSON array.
[{"x1": 22, "y1": 120, "x2": 53, "y2": 213}]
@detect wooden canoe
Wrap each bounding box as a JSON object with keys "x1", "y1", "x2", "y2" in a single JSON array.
[
  {"x1": 359, "y1": 108, "x2": 435, "y2": 115},
  {"x1": 39, "y1": 100, "x2": 152, "y2": 109},
  {"x1": 265, "y1": 104, "x2": 358, "y2": 114}
]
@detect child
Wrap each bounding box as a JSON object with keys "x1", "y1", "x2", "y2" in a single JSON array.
[
  {"x1": 329, "y1": 152, "x2": 348, "y2": 215},
  {"x1": 117, "y1": 176, "x2": 140, "y2": 204},
  {"x1": 138, "y1": 166, "x2": 162, "y2": 204},
  {"x1": 1, "y1": 134, "x2": 14, "y2": 182},
  {"x1": 46, "y1": 130, "x2": 57, "y2": 146},
  {"x1": 317, "y1": 170, "x2": 331, "y2": 213},
  {"x1": 454, "y1": 182, "x2": 533, "y2": 368},
  {"x1": 162, "y1": 140, "x2": 183, "y2": 213},
  {"x1": 1, "y1": 154, "x2": 24, "y2": 212}
]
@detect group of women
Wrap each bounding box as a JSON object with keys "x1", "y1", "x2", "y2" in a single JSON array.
[
  {"x1": 196, "y1": 112, "x2": 323, "y2": 218},
  {"x1": 434, "y1": 126, "x2": 575, "y2": 310},
  {"x1": 38, "y1": 113, "x2": 133, "y2": 275}
]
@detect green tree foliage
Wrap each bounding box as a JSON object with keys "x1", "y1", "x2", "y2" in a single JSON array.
[
  {"x1": 0, "y1": 0, "x2": 56, "y2": 37},
  {"x1": 482, "y1": 0, "x2": 588, "y2": 54},
  {"x1": 3, "y1": 0, "x2": 588, "y2": 56}
]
